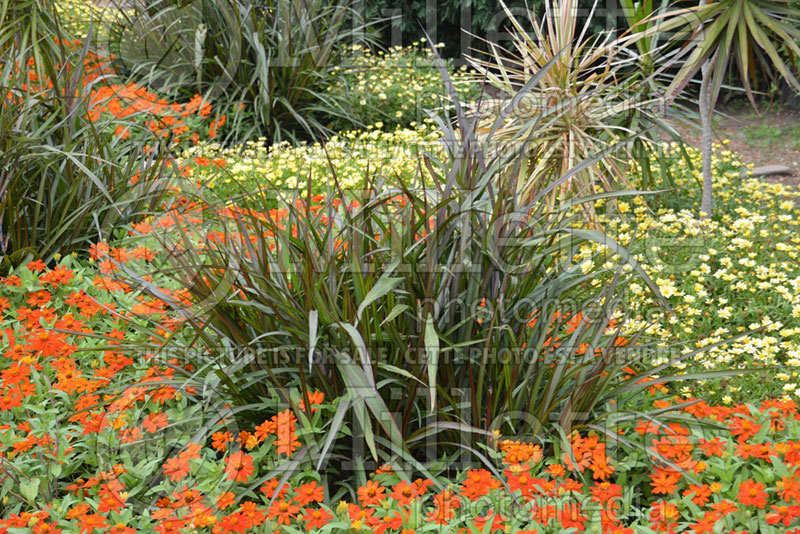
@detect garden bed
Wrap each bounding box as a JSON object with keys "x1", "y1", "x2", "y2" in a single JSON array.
[{"x1": 5, "y1": 0, "x2": 800, "y2": 532}]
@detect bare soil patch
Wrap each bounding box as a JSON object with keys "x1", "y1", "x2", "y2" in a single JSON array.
[{"x1": 677, "y1": 103, "x2": 800, "y2": 189}]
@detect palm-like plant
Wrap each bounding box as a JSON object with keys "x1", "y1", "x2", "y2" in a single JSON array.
[
  {"x1": 655, "y1": 0, "x2": 800, "y2": 218},
  {"x1": 465, "y1": 0, "x2": 672, "y2": 221}
]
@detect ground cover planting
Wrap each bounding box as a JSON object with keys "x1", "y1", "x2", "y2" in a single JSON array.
[{"x1": 4, "y1": 0, "x2": 800, "y2": 532}]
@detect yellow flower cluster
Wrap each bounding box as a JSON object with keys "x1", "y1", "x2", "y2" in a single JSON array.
[
  {"x1": 181, "y1": 123, "x2": 443, "y2": 194},
  {"x1": 55, "y1": 0, "x2": 128, "y2": 41},
  {"x1": 327, "y1": 42, "x2": 473, "y2": 132},
  {"x1": 574, "y1": 142, "x2": 800, "y2": 401}
]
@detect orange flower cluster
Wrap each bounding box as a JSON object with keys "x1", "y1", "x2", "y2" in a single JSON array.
[
  {"x1": 88, "y1": 83, "x2": 216, "y2": 144},
  {"x1": 498, "y1": 439, "x2": 543, "y2": 465},
  {"x1": 563, "y1": 433, "x2": 615, "y2": 481},
  {"x1": 8, "y1": 49, "x2": 223, "y2": 148},
  {"x1": 6, "y1": 220, "x2": 800, "y2": 533}
]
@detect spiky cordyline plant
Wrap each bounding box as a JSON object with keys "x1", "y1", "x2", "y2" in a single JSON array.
[{"x1": 465, "y1": 0, "x2": 682, "y2": 222}]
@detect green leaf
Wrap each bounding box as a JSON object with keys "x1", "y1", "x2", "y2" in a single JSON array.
[
  {"x1": 308, "y1": 310, "x2": 318, "y2": 373},
  {"x1": 20, "y1": 478, "x2": 39, "y2": 503},
  {"x1": 335, "y1": 352, "x2": 404, "y2": 460},
  {"x1": 355, "y1": 271, "x2": 402, "y2": 323},
  {"x1": 424, "y1": 313, "x2": 439, "y2": 413},
  {"x1": 768, "y1": 455, "x2": 791, "y2": 480},
  {"x1": 335, "y1": 322, "x2": 373, "y2": 386},
  {"x1": 316, "y1": 398, "x2": 350, "y2": 471},
  {"x1": 380, "y1": 304, "x2": 410, "y2": 326}
]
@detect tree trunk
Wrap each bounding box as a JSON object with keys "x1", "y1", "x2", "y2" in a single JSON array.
[
  {"x1": 699, "y1": 59, "x2": 713, "y2": 218},
  {"x1": 695, "y1": 0, "x2": 714, "y2": 220}
]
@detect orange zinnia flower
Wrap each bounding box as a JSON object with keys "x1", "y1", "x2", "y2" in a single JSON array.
[
  {"x1": 682, "y1": 483, "x2": 712, "y2": 507},
  {"x1": 298, "y1": 390, "x2": 324, "y2": 413},
  {"x1": 77, "y1": 514, "x2": 110, "y2": 534},
  {"x1": 211, "y1": 431, "x2": 233, "y2": 452},
  {"x1": 460, "y1": 469, "x2": 500, "y2": 501},
  {"x1": 267, "y1": 500, "x2": 300, "y2": 526},
  {"x1": 357, "y1": 480, "x2": 386, "y2": 507},
  {"x1": 499, "y1": 440, "x2": 543, "y2": 465},
  {"x1": 142, "y1": 412, "x2": 168, "y2": 433},
  {"x1": 426, "y1": 490, "x2": 461, "y2": 525},
  {"x1": 302, "y1": 507, "x2": 333, "y2": 530},
  {"x1": 505, "y1": 468, "x2": 540, "y2": 499},
  {"x1": 216, "y1": 492, "x2": 235, "y2": 510},
  {"x1": 389, "y1": 481, "x2": 417, "y2": 506},
  {"x1": 766, "y1": 504, "x2": 800, "y2": 526},
  {"x1": 260, "y1": 478, "x2": 290, "y2": 500},
  {"x1": 688, "y1": 510, "x2": 721, "y2": 534},
  {"x1": 224, "y1": 451, "x2": 255, "y2": 483},
  {"x1": 649, "y1": 500, "x2": 679, "y2": 532},
  {"x1": 738, "y1": 478, "x2": 768, "y2": 508},
  {"x1": 649, "y1": 468, "x2": 681, "y2": 495},
  {"x1": 697, "y1": 437, "x2": 726, "y2": 457},
  {"x1": 558, "y1": 502, "x2": 586, "y2": 531},
  {"x1": 777, "y1": 475, "x2": 800, "y2": 502},
  {"x1": 163, "y1": 456, "x2": 191, "y2": 482},
  {"x1": 294, "y1": 482, "x2": 324, "y2": 506}
]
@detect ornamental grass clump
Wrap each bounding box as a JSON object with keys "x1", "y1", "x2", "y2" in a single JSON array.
[
  {"x1": 107, "y1": 0, "x2": 377, "y2": 144},
  {"x1": 112, "y1": 51, "x2": 739, "y2": 487},
  {"x1": 0, "y1": 13, "x2": 172, "y2": 268}
]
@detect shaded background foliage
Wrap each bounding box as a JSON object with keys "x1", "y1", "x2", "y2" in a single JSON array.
[{"x1": 362, "y1": 0, "x2": 606, "y2": 59}]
